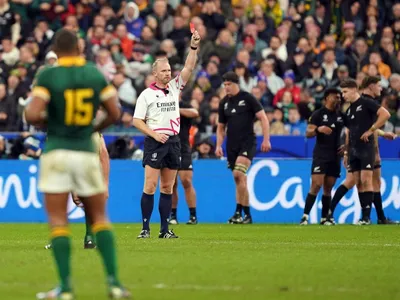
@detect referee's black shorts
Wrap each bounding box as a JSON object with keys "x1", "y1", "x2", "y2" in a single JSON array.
[
  {"x1": 348, "y1": 147, "x2": 375, "y2": 173},
  {"x1": 226, "y1": 138, "x2": 257, "y2": 170},
  {"x1": 143, "y1": 135, "x2": 181, "y2": 170}
]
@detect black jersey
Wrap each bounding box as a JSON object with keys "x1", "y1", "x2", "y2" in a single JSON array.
[
  {"x1": 178, "y1": 101, "x2": 193, "y2": 153},
  {"x1": 309, "y1": 106, "x2": 344, "y2": 160},
  {"x1": 218, "y1": 91, "x2": 263, "y2": 143},
  {"x1": 344, "y1": 95, "x2": 380, "y2": 150}
]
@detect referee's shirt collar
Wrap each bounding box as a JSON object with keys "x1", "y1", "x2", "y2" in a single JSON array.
[{"x1": 150, "y1": 82, "x2": 169, "y2": 95}]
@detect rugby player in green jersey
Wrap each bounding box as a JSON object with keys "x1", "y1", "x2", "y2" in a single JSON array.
[
  {"x1": 25, "y1": 29, "x2": 131, "y2": 300},
  {"x1": 38, "y1": 53, "x2": 110, "y2": 250}
]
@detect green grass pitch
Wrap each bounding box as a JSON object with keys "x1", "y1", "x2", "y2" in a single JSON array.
[{"x1": 1, "y1": 224, "x2": 399, "y2": 300}]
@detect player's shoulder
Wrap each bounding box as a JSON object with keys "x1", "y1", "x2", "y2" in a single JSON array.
[
  {"x1": 81, "y1": 62, "x2": 103, "y2": 77},
  {"x1": 311, "y1": 107, "x2": 324, "y2": 117},
  {"x1": 240, "y1": 91, "x2": 255, "y2": 100},
  {"x1": 219, "y1": 96, "x2": 228, "y2": 106}
]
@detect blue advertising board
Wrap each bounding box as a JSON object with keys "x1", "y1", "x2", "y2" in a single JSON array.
[
  {"x1": 2, "y1": 133, "x2": 400, "y2": 158},
  {"x1": 0, "y1": 159, "x2": 399, "y2": 224}
]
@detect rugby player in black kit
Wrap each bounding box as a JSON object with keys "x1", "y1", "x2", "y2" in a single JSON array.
[
  {"x1": 216, "y1": 72, "x2": 271, "y2": 224},
  {"x1": 300, "y1": 88, "x2": 344, "y2": 225},
  {"x1": 340, "y1": 79, "x2": 390, "y2": 225},
  {"x1": 327, "y1": 76, "x2": 397, "y2": 224},
  {"x1": 170, "y1": 101, "x2": 199, "y2": 225}
]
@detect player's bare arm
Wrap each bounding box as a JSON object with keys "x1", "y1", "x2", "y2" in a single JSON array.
[
  {"x1": 255, "y1": 110, "x2": 271, "y2": 152},
  {"x1": 93, "y1": 93, "x2": 121, "y2": 132},
  {"x1": 179, "y1": 108, "x2": 199, "y2": 118},
  {"x1": 24, "y1": 95, "x2": 48, "y2": 127},
  {"x1": 360, "y1": 107, "x2": 390, "y2": 142},
  {"x1": 99, "y1": 136, "x2": 110, "y2": 199},
  {"x1": 215, "y1": 123, "x2": 226, "y2": 157},
  {"x1": 306, "y1": 124, "x2": 332, "y2": 138},
  {"x1": 343, "y1": 128, "x2": 350, "y2": 167},
  {"x1": 376, "y1": 129, "x2": 397, "y2": 140},
  {"x1": 180, "y1": 30, "x2": 201, "y2": 83}
]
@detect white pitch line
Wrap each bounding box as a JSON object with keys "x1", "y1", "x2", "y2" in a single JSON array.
[
  {"x1": 207, "y1": 241, "x2": 400, "y2": 247},
  {"x1": 152, "y1": 283, "x2": 360, "y2": 293}
]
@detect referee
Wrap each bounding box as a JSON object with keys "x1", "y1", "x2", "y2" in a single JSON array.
[
  {"x1": 340, "y1": 78, "x2": 390, "y2": 225},
  {"x1": 132, "y1": 30, "x2": 201, "y2": 238},
  {"x1": 216, "y1": 72, "x2": 271, "y2": 224}
]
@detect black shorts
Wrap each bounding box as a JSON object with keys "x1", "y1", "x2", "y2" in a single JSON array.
[
  {"x1": 142, "y1": 135, "x2": 181, "y2": 170},
  {"x1": 348, "y1": 147, "x2": 375, "y2": 173},
  {"x1": 311, "y1": 158, "x2": 341, "y2": 178},
  {"x1": 226, "y1": 140, "x2": 257, "y2": 170},
  {"x1": 179, "y1": 151, "x2": 193, "y2": 171}
]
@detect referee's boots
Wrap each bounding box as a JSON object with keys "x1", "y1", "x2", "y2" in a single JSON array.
[
  {"x1": 228, "y1": 212, "x2": 243, "y2": 224},
  {"x1": 159, "y1": 229, "x2": 178, "y2": 238},
  {"x1": 242, "y1": 215, "x2": 253, "y2": 224},
  {"x1": 356, "y1": 218, "x2": 371, "y2": 225}
]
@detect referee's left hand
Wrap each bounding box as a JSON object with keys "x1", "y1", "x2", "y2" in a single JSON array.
[
  {"x1": 360, "y1": 130, "x2": 373, "y2": 142},
  {"x1": 191, "y1": 30, "x2": 201, "y2": 48},
  {"x1": 261, "y1": 139, "x2": 271, "y2": 152}
]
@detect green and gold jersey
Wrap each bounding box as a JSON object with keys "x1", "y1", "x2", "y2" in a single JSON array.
[{"x1": 32, "y1": 56, "x2": 116, "y2": 154}]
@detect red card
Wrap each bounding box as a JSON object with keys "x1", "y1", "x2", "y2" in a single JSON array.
[{"x1": 190, "y1": 22, "x2": 195, "y2": 33}]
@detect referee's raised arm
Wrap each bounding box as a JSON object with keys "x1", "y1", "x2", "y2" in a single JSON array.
[
  {"x1": 132, "y1": 30, "x2": 201, "y2": 143},
  {"x1": 180, "y1": 29, "x2": 201, "y2": 84}
]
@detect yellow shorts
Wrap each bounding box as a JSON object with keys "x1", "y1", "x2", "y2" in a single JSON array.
[{"x1": 38, "y1": 148, "x2": 106, "y2": 196}]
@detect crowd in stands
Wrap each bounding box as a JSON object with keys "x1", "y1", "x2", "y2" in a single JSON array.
[{"x1": 0, "y1": 0, "x2": 399, "y2": 150}]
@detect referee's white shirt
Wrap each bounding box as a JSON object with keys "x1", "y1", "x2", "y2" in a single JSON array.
[{"x1": 134, "y1": 74, "x2": 185, "y2": 136}]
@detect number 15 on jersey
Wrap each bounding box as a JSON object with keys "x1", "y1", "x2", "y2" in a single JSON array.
[{"x1": 64, "y1": 89, "x2": 94, "y2": 126}]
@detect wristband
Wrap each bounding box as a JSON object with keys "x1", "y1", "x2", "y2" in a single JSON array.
[
  {"x1": 344, "y1": 151, "x2": 348, "y2": 156},
  {"x1": 370, "y1": 124, "x2": 376, "y2": 132},
  {"x1": 377, "y1": 129, "x2": 385, "y2": 136},
  {"x1": 190, "y1": 46, "x2": 198, "y2": 50},
  {"x1": 315, "y1": 127, "x2": 319, "y2": 134}
]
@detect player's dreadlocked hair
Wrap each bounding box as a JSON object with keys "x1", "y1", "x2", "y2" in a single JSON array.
[
  {"x1": 52, "y1": 29, "x2": 79, "y2": 56},
  {"x1": 360, "y1": 76, "x2": 381, "y2": 90},
  {"x1": 339, "y1": 78, "x2": 358, "y2": 89}
]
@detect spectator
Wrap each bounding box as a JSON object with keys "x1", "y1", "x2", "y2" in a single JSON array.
[
  {"x1": 0, "y1": 83, "x2": 16, "y2": 131},
  {"x1": 362, "y1": 51, "x2": 391, "y2": 79},
  {"x1": 270, "y1": 107, "x2": 288, "y2": 135},
  {"x1": 192, "y1": 138, "x2": 216, "y2": 159},
  {"x1": 285, "y1": 107, "x2": 307, "y2": 136},
  {"x1": 96, "y1": 48, "x2": 116, "y2": 82},
  {"x1": 124, "y1": 2, "x2": 144, "y2": 40},
  {"x1": 273, "y1": 70, "x2": 301, "y2": 106},
  {"x1": 257, "y1": 59, "x2": 284, "y2": 95},
  {"x1": 345, "y1": 37, "x2": 370, "y2": 78},
  {"x1": 112, "y1": 72, "x2": 137, "y2": 107},
  {"x1": 234, "y1": 62, "x2": 257, "y2": 93},
  {"x1": 1, "y1": 37, "x2": 19, "y2": 66},
  {"x1": 302, "y1": 61, "x2": 327, "y2": 103},
  {"x1": 261, "y1": 35, "x2": 286, "y2": 61}
]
